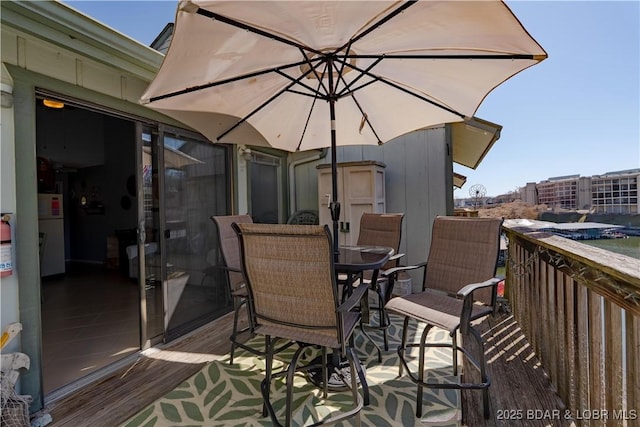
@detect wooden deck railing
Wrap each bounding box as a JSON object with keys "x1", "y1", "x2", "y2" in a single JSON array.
[{"x1": 503, "y1": 222, "x2": 640, "y2": 426}]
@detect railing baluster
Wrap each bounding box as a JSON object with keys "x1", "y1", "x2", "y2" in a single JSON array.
[
  {"x1": 576, "y1": 284, "x2": 590, "y2": 425},
  {"x1": 556, "y1": 268, "x2": 568, "y2": 403},
  {"x1": 548, "y1": 261, "x2": 559, "y2": 388},
  {"x1": 565, "y1": 275, "x2": 578, "y2": 415},
  {"x1": 626, "y1": 313, "x2": 640, "y2": 421},
  {"x1": 605, "y1": 301, "x2": 624, "y2": 426},
  {"x1": 503, "y1": 224, "x2": 640, "y2": 427},
  {"x1": 588, "y1": 291, "x2": 605, "y2": 427}
]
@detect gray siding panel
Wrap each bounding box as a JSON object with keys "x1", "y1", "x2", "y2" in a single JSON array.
[{"x1": 292, "y1": 126, "x2": 453, "y2": 288}]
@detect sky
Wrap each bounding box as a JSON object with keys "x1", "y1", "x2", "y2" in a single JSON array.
[{"x1": 63, "y1": 0, "x2": 640, "y2": 198}]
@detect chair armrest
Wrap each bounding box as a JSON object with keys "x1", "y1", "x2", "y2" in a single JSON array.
[
  {"x1": 381, "y1": 261, "x2": 427, "y2": 278},
  {"x1": 457, "y1": 277, "x2": 502, "y2": 298},
  {"x1": 337, "y1": 283, "x2": 368, "y2": 313},
  {"x1": 458, "y1": 277, "x2": 502, "y2": 333},
  {"x1": 388, "y1": 253, "x2": 405, "y2": 262}
]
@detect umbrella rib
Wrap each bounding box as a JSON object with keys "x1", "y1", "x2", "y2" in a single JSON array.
[
  {"x1": 216, "y1": 62, "x2": 326, "y2": 141},
  {"x1": 277, "y1": 50, "x2": 331, "y2": 99},
  {"x1": 337, "y1": 0, "x2": 417, "y2": 53},
  {"x1": 299, "y1": 47, "x2": 330, "y2": 96},
  {"x1": 348, "y1": 53, "x2": 541, "y2": 60},
  {"x1": 148, "y1": 58, "x2": 322, "y2": 103},
  {"x1": 275, "y1": 70, "x2": 327, "y2": 100},
  {"x1": 336, "y1": 59, "x2": 466, "y2": 119},
  {"x1": 347, "y1": 92, "x2": 383, "y2": 145},
  {"x1": 296, "y1": 78, "x2": 326, "y2": 152},
  {"x1": 335, "y1": 57, "x2": 383, "y2": 99},
  {"x1": 194, "y1": 6, "x2": 324, "y2": 57},
  {"x1": 333, "y1": 65, "x2": 383, "y2": 144}
]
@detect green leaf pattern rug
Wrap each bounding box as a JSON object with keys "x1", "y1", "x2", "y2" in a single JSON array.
[{"x1": 122, "y1": 314, "x2": 460, "y2": 427}]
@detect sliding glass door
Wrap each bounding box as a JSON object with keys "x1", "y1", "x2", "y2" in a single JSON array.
[
  {"x1": 137, "y1": 124, "x2": 232, "y2": 344},
  {"x1": 160, "y1": 129, "x2": 232, "y2": 340}
]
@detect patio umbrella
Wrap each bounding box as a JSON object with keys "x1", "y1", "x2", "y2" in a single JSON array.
[{"x1": 140, "y1": 0, "x2": 547, "y2": 256}]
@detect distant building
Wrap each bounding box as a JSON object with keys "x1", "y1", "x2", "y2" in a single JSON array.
[
  {"x1": 521, "y1": 169, "x2": 640, "y2": 214},
  {"x1": 535, "y1": 174, "x2": 581, "y2": 210},
  {"x1": 591, "y1": 169, "x2": 640, "y2": 214}
]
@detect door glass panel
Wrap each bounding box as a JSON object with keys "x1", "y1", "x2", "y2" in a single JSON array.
[
  {"x1": 162, "y1": 132, "x2": 231, "y2": 339},
  {"x1": 249, "y1": 153, "x2": 281, "y2": 223},
  {"x1": 140, "y1": 128, "x2": 163, "y2": 344}
]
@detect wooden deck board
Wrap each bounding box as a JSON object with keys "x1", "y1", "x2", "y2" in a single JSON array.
[
  {"x1": 44, "y1": 303, "x2": 571, "y2": 426},
  {"x1": 462, "y1": 303, "x2": 575, "y2": 427},
  {"x1": 45, "y1": 311, "x2": 246, "y2": 427}
]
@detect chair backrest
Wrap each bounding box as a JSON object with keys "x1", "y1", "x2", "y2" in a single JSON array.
[
  {"x1": 211, "y1": 214, "x2": 253, "y2": 292},
  {"x1": 233, "y1": 223, "x2": 340, "y2": 342},
  {"x1": 356, "y1": 213, "x2": 404, "y2": 270},
  {"x1": 425, "y1": 216, "x2": 503, "y2": 306}
]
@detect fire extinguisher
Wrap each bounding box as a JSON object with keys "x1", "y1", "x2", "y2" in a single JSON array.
[{"x1": 1, "y1": 214, "x2": 12, "y2": 277}]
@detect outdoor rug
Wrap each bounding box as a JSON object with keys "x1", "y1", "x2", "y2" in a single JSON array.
[{"x1": 122, "y1": 313, "x2": 460, "y2": 427}]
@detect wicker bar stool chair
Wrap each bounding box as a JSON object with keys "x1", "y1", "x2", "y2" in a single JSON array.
[
  {"x1": 211, "y1": 215, "x2": 294, "y2": 364},
  {"x1": 352, "y1": 212, "x2": 405, "y2": 352},
  {"x1": 385, "y1": 216, "x2": 503, "y2": 419},
  {"x1": 233, "y1": 223, "x2": 368, "y2": 427}
]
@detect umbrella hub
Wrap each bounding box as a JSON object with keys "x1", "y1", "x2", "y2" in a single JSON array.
[{"x1": 300, "y1": 49, "x2": 356, "y2": 81}]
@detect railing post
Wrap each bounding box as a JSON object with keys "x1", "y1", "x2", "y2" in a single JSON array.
[{"x1": 503, "y1": 223, "x2": 640, "y2": 426}]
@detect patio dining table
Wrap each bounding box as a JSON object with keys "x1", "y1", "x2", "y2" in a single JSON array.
[
  {"x1": 307, "y1": 244, "x2": 393, "y2": 400},
  {"x1": 335, "y1": 245, "x2": 394, "y2": 324}
]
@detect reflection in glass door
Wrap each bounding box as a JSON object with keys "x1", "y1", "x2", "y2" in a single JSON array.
[
  {"x1": 161, "y1": 130, "x2": 232, "y2": 340},
  {"x1": 138, "y1": 126, "x2": 164, "y2": 347},
  {"x1": 249, "y1": 152, "x2": 283, "y2": 224}
]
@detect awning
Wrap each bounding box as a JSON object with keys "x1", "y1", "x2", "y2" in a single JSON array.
[
  {"x1": 453, "y1": 172, "x2": 467, "y2": 189},
  {"x1": 451, "y1": 117, "x2": 502, "y2": 170}
]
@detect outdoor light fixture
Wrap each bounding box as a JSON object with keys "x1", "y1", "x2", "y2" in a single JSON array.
[{"x1": 42, "y1": 99, "x2": 65, "y2": 109}]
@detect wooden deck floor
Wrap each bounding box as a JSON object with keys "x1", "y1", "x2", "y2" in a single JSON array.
[
  {"x1": 462, "y1": 303, "x2": 575, "y2": 427},
  {"x1": 44, "y1": 303, "x2": 572, "y2": 426}
]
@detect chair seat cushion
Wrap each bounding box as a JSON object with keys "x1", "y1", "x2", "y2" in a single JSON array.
[
  {"x1": 385, "y1": 289, "x2": 491, "y2": 334},
  {"x1": 255, "y1": 311, "x2": 360, "y2": 349}
]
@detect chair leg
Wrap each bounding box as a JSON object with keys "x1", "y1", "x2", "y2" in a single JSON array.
[
  {"x1": 415, "y1": 322, "x2": 430, "y2": 418},
  {"x1": 452, "y1": 333, "x2": 458, "y2": 377},
  {"x1": 229, "y1": 300, "x2": 240, "y2": 364},
  {"x1": 397, "y1": 317, "x2": 492, "y2": 420},
  {"x1": 346, "y1": 347, "x2": 364, "y2": 427},
  {"x1": 351, "y1": 352, "x2": 370, "y2": 406},
  {"x1": 260, "y1": 335, "x2": 274, "y2": 419},
  {"x1": 286, "y1": 346, "x2": 309, "y2": 427},
  {"x1": 229, "y1": 296, "x2": 246, "y2": 364},
  {"x1": 469, "y1": 326, "x2": 491, "y2": 419},
  {"x1": 322, "y1": 347, "x2": 328, "y2": 399},
  {"x1": 375, "y1": 287, "x2": 390, "y2": 351},
  {"x1": 398, "y1": 316, "x2": 410, "y2": 377}
]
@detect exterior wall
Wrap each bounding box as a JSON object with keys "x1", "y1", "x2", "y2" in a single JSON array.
[
  {"x1": 0, "y1": 0, "x2": 236, "y2": 410},
  {"x1": 0, "y1": 66, "x2": 19, "y2": 356},
  {"x1": 291, "y1": 125, "x2": 453, "y2": 287}
]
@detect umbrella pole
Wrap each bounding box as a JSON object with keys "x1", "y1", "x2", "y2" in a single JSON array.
[
  {"x1": 329, "y1": 115, "x2": 340, "y2": 260},
  {"x1": 328, "y1": 61, "x2": 340, "y2": 260}
]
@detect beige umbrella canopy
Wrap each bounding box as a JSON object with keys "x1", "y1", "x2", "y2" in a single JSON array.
[{"x1": 141, "y1": 0, "x2": 546, "y2": 253}]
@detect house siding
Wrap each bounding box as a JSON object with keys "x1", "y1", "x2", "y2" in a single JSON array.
[{"x1": 290, "y1": 126, "x2": 453, "y2": 286}]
